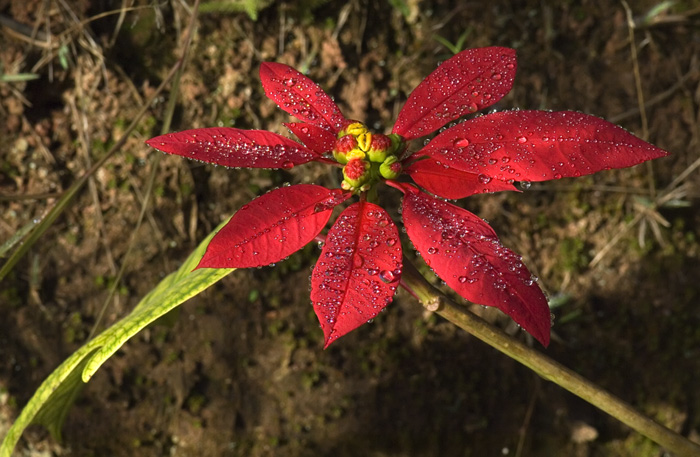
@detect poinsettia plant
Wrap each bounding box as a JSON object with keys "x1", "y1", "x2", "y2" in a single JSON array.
[{"x1": 146, "y1": 46, "x2": 667, "y2": 348}]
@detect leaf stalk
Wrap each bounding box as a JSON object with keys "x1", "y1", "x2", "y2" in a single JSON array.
[{"x1": 399, "y1": 256, "x2": 700, "y2": 457}]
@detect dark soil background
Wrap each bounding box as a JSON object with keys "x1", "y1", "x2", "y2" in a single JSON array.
[{"x1": 2, "y1": 1, "x2": 700, "y2": 456}]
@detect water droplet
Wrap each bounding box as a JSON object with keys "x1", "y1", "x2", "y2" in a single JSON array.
[
  {"x1": 517, "y1": 136, "x2": 527, "y2": 144},
  {"x1": 427, "y1": 247, "x2": 439, "y2": 255},
  {"x1": 478, "y1": 174, "x2": 492, "y2": 184},
  {"x1": 379, "y1": 270, "x2": 395, "y2": 283},
  {"x1": 300, "y1": 126, "x2": 309, "y2": 134},
  {"x1": 386, "y1": 238, "x2": 397, "y2": 247},
  {"x1": 520, "y1": 181, "x2": 531, "y2": 190},
  {"x1": 491, "y1": 73, "x2": 502, "y2": 81},
  {"x1": 458, "y1": 276, "x2": 468, "y2": 283},
  {"x1": 554, "y1": 173, "x2": 562, "y2": 179},
  {"x1": 284, "y1": 78, "x2": 295, "y2": 87},
  {"x1": 282, "y1": 161, "x2": 294, "y2": 169},
  {"x1": 353, "y1": 255, "x2": 364, "y2": 268},
  {"x1": 454, "y1": 138, "x2": 470, "y2": 148}
]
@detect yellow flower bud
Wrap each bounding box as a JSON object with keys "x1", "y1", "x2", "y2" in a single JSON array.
[
  {"x1": 356, "y1": 132, "x2": 372, "y2": 152},
  {"x1": 346, "y1": 148, "x2": 366, "y2": 161},
  {"x1": 345, "y1": 122, "x2": 368, "y2": 137}
]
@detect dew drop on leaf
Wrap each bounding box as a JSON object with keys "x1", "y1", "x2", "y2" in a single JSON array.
[
  {"x1": 379, "y1": 270, "x2": 395, "y2": 283},
  {"x1": 453, "y1": 138, "x2": 470, "y2": 148},
  {"x1": 478, "y1": 174, "x2": 492, "y2": 184},
  {"x1": 353, "y1": 255, "x2": 364, "y2": 268}
]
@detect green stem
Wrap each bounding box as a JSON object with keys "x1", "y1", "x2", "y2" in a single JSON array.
[{"x1": 399, "y1": 258, "x2": 700, "y2": 457}]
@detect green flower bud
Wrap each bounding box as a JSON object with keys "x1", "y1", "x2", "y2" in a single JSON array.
[
  {"x1": 379, "y1": 156, "x2": 402, "y2": 180},
  {"x1": 367, "y1": 133, "x2": 393, "y2": 163},
  {"x1": 342, "y1": 158, "x2": 371, "y2": 189},
  {"x1": 332, "y1": 135, "x2": 358, "y2": 164},
  {"x1": 387, "y1": 133, "x2": 404, "y2": 156}
]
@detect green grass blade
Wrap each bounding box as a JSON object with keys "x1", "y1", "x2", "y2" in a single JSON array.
[
  {"x1": 0, "y1": 221, "x2": 234, "y2": 457},
  {"x1": 0, "y1": 218, "x2": 39, "y2": 258},
  {"x1": 0, "y1": 73, "x2": 40, "y2": 82}
]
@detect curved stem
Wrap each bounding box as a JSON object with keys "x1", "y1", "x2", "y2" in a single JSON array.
[{"x1": 400, "y1": 257, "x2": 700, "y2": 457}]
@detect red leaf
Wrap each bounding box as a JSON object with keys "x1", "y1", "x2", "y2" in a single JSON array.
[
  {"x1": 146, "y1": 127, "x2": 317, "y2": 169},
  {"x1": 405, "y1": 157, "x2": 518, "y2": 199},
  {"x1": 420, "y1": 110, "x2": 669, "y2": 183},
  {"x1": 311, "y1": 202, "x2": 402, "y2": 348},
  {"x1": 284, "y1": 122, "x2": 337, "y2": 156},
  {"x1": 197, "y1": 185, "x2": 350, "y2": 269},
  {"x1": 400, "y1": 185, "x2": 550, "y2": 346},
  {"x1": 392, "y1": 47, "x2": 516, "y2": 140},
  {"x1": 260, "y1": 62, "x2": 347, "y2": 133}
]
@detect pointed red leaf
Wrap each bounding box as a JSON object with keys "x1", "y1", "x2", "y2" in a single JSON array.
[
  {"x1": 284, "y1": 122, "x2": 336, "y2": 156},
  {"x1": 399, "y1": 184, "x2": 550, "y2": 346},
  {"x1": 420, "y1": 110, "x2": 669, "y2": 183},
  {"x1": 311, "y1": 202, "x2": 402, "y2": 348},
  {"x1": 392, "y1": 47, "x2": 516, "y2": 140},
  {"x1": 146, "y1": 127, "x2": 318, "y2": 169},
  {"x1": 197, "y1": 185, "x2": 350, "y2": 269},
  {"x1": 405, "y1": 157, "x2": 518, "y2": 199},
  {"x1": 260, "y1": 62, "x2": 347, "y2": 133}
]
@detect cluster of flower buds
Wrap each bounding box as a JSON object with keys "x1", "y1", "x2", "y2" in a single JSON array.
[{"x1": 332, "y1": 121, "x2": 404, "y2": 192}]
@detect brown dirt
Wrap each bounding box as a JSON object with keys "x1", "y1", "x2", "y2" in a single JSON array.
[{"x1": 1, "y1": 1, "x2": 700, "y2": 456}]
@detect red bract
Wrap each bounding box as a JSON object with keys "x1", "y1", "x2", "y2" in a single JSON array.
[
  {"x1": 147, "y1": 46, "x2": 668, "y2": 348},
  {"x1": 311, "y1": 201, "x2": 401, "y2": 348},
  {"x1": 392, "y1": 182, "x2": 550, "y2": 344},
  {"x1": 197, "y1": 185, "x2": 350, "y2": 269},
  {"x1": 392, "y1": 47, "x2": 517, "y2": 140}
]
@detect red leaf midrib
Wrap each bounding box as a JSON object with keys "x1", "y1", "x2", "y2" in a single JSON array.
[{"x1": 335, "y1": 200, "x2": 370, "y2": 327}]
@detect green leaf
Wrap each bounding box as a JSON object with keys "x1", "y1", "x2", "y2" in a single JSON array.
[{"x1": 0, "y1": 221, "x2": 234, "y2": 457}]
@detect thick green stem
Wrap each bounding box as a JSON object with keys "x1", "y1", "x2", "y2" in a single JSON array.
[{"x1": 399, "y1": 258, "x2": 700, "y2": 457}]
